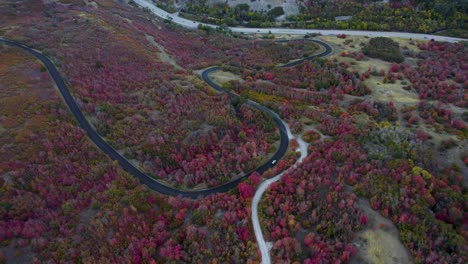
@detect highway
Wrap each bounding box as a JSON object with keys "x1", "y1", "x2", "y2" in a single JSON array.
[{"x1": 133, "y1": 0, "x2": 466, "y2": 43}]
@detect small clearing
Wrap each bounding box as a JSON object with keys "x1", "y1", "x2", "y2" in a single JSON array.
[
  {"x1": 364, "y1": 77, "x2": 419, "y2": 104},
  {"x1": 145, "y1": 34, "x2": 182, "y2": 70},
  {"x1": 318, "y1": 35, "x2": 420, "y2": 106},
  {"x1": 352, "y1": 199, "x2": 413, "y2": 264},
  {"x1": 319, "y1": 35, "x2": 422, "y2": 55},
  {"x1": 208, "y1": 70, "x2": 242, "y2": 85},
  {"x1": 3, "y1": 242, "x2": 34, "y2": 264}
]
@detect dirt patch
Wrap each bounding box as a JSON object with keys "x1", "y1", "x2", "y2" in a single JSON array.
[
  {"x1": 364, "y1": 77, "x2": 419, "y2": 105},
  {"x1": 443, "y1": 144, "x2": 468, "y2": 180},
  {"x1": 319, "y1": 35, "x2": 422, "y2": 55},
  {"x1": 83, "y1": 0, "x2": 98, "y2": 9},
  {"x1": 318, "y1": 35, "x2": 368, "y2": 55},
  {"x1": 429, "y1": 131, "x2": 468, "y2": 182},
  {"x1": 208, "y1": 70, "x2": 242, "y2": 85},
  {"x1": 352, "y1": 199, "x2": 413, "y2": 264},
  {"x1": 302, "y1": 124, "x2": 330, "y2": 141},
  {"x1": 358, "y1": 229, "x2": 412, "y2": 264},
  {"x1": 271, "y1": 34, "x2": 302, "y2": 39},
  {"x1": 317, "y1": 35, "x2": 420, "y2": 107},
  {"x1": 145, "y1": 34, "x2": 182, "y2": 70},
  {"x1": 79, "y1": 207, "x2": 98, "y2": 224},
  {"x1": 2, "y1": 242, "x2": 34, "y2": 263}
]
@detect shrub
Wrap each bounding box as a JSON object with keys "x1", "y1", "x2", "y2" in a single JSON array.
[
  {"x1": 337, "y1": 34, "x2": 347, "y2": 39},
  {"x1": 267, "y1": 7, "x2": 284, "y2": 18},
  {"x1": 302, "y1": 130, "x2": 320, "y2": 143},
  {"x1": 362, "y1": 37, "x2": 404, "y2": 63}
]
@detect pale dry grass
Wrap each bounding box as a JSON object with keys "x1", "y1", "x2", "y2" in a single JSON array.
[
  {"x1": 146, "y1": 34, "x2": 183, "y2": 70},
  {"x1": 351, "y1": 199, "x2": 413, "y2": 264},
  {"x1": 317, "y1": 36, "x2": 420, "y2": 106},
  {"x1": 209, "y1": 70, "x2": 242, "y2": 85},
  {"x1": 364, "y1": 77, "x2": 419, "y2": 104}
]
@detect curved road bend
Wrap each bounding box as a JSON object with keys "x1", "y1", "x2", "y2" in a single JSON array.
[
  {"x1": 280, "y1": 39, "x2": 333, "y2": 67},
  {"x1": 1, "y1": 37, "x2": 331, "y2": 198}
]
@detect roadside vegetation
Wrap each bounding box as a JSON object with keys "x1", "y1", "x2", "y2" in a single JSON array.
[
  {"x1": 155, "y1": 0, "x2": 468, "y2": 37},
  {"x1": 362, "y1": 37, "x2": 404, "y2": 63},
  {"x1": 0, "y1": 0, "x2": 466, "y2": 263}
]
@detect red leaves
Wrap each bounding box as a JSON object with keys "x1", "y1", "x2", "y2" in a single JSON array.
[
  {"x1": 263, "y1": 71, "x2": 274, "y2": 80},
  {"x1": 259, "y1": 137, "x2": 367, "y2": 261},
  {"x1": 303, "y1": 233, "x2": 316, "y2": 247},
  {"x1": 411, "y1": 101, "x2": 466, "y2": 134},
  {"x1": 302, "y1": 130, "x2": 320, "y2": 143},
  {"x1": 248, "y1": 172, "x2": 261, "y2": 186},
  {"x1": 159, "y1": 239, "x2": 183, "y2": 261},
  {"x1": 238, "y1": 182, "x2": 254, "y2": 200},
  {"x1": 389, "y1": 63, "x2": 400, "y2": 73},
  {"x1": 271, "y1": 237, "x2": 302, "y2": 261},
  {"x1": 235, "y1": 226, "x2": 249, "y2": 242},
  {"x1": 359, "y1": 214, "x2": 368, "y2": 225},
  {"x1": 399, "y1": 213, "x2": 409, "y2": 224},
  {"x1": 415, "y1": 130, "x2": 431, "y2": 142},
  {"x1": 404, "y1": 42, "x2": 467, "y2": 107},
  {"x1": 174, "y1": 209, "x2": 187, "y2": 222}
]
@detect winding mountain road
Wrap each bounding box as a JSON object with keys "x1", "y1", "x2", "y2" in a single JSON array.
[
  {"x1": 0, "y1": 37, "x2": 331, "y2": 199},
  {"x1": 128, "y1": 2, "x2": 467, "y2": 262},
  {"x1": 2, "y1": 0, "x2": 457, "y2": 199},
  {"x1": 4, "y1": 1, "x2": 462, "y2": 262}
]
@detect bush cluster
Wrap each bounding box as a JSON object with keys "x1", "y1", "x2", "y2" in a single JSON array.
[{"x1": 362, "y1": 37, "x2": 404, "y2": 63}]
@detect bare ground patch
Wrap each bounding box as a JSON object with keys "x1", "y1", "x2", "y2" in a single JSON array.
[
  {"x1": 208, "y1": 70, "x2": 242, "y2": 85},
  {"x1": 317, "y1": 36, "x2": 420, "y2": 108},
  {"x1": 351, "y1": 199, "x2": 413, "y2": 264},
  {"x1": 364, "y1": 77, "x2": 419, "y2": 105},
  {"x1": 145, "y1": 34, "x2": 182, "y2": 70},
  {"x1": 318, "y1": 35, "x2": 422, "y2": 55}
]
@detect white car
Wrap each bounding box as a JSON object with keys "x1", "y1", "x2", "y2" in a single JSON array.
[{"x1": 271, "y1": 160, "x2": 277, "y2": 165}]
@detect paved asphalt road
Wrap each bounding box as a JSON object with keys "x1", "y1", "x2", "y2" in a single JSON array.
[
  {"x1": 133, "y1": 0, "x2": 466, "y2": 43},
  {"x1": 0, "y1": 37, "x2": 332, "y2": 198}
]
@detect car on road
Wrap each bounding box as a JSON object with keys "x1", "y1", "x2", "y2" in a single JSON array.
[{"x1": 272, "y1": 160, "x2": 277, "y2": 165}]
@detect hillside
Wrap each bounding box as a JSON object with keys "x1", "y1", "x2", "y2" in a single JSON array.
[{"x1": 0, "y1": 0, "x2": 466, "y2": 263}]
